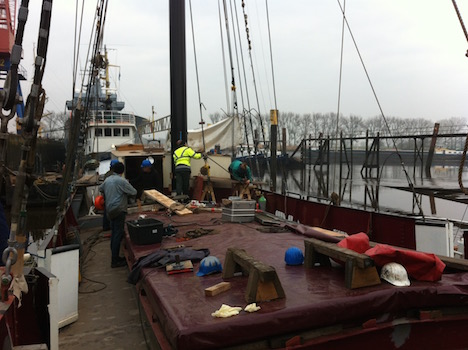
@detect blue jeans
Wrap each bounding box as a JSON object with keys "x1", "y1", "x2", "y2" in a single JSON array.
[
  {"x1": 103, "y1": 207, "x2": 110, "y2": 230},
  {"x1": 110, "y1": 212, "x2": 126, "y2": 264}
]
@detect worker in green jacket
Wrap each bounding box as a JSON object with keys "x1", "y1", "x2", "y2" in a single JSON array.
[
  {"x1": 173, "y1": 140, "x2": 202, "y2": 196},
  {"x1": 228, "y1": 159, "x2": 253, "y2": 184}
]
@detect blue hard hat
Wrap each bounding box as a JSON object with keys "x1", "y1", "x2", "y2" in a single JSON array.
[
  {"x1": 285, "y1": 247, "x2": 304, "y2": 266},
  {"x1": 196, "y1": 256, "x2": 223, "y2": 276},
  {"x1": 141, "y1": 159, "x2": 152, "y2": 168},
  {"x1": 110, "y1": 159, "x2": 119, "y2": 168}
]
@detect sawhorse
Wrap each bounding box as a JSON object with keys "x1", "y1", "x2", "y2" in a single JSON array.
[
  {"x1": 223, "y1": 247, "x2": 285, "y2": 303},
  {"x1": 200, "y1": 180, "x2": 216, "y2": 202},
  {"x1": 304, "y1": 237, "x2": 380, "y2": 289},
  {"x1": 233, "y1": 182, "x2": 251, "y2": 199}
]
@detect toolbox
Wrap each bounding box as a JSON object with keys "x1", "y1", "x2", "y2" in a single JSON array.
[
  {"x1": 222, "y1": 207, "x2": 255, "y2": 223},
  {"x1": 230, "y1": 199, "x2": 256, "y2": 210},
  {"x1": 126, "y1": 218, "x2": 164, "y2": 245}
]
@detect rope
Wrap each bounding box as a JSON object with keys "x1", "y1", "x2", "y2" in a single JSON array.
[
  {"x1": 231, "y1": 0, "x2": 253, "y2": 159},
  {"x1": 335, "y1": 0, "x2": 424, "y2": 217},
  {"x1": 229, "y1": 0, "x2": 255, "y2": 172},
  {"x1": 452, "y1": 0, "x2": 468, "y2": 55}
]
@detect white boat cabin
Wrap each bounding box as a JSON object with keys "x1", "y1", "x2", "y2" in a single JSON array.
[{"x1": 85, "y1": 110, "x2": 137, "y2": 157}]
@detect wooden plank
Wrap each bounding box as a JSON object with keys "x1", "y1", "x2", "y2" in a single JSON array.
[
  {"x1": 309, "y1": 227, "x2": 348, "y2": 238},
  {"x1": 143, "y1": 190, "x2": 192, "y2": 216},
  {"x1": 205, "y1": 282, "x2": 231, "y2": 297},
  {"x1": 127, "y1": 204, "x2": 163, "y2": 214}
]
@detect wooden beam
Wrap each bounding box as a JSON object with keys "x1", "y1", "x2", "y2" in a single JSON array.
[{"x1": 304, "y1": 238, "x2": 374, "y2": 269}]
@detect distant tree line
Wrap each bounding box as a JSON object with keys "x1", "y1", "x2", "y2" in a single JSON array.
[{"x1": 209, "y1": 111, "x2": 468, "y2": 151}]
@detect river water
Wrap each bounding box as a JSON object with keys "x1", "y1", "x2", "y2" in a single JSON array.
[{"x1": 255, "y1": 162, "x2": 468, "y2": 228}]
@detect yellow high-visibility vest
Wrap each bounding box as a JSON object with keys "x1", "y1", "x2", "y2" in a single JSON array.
[{"x1": 173, "y1": 146, "x2": 201, "y2": 166}]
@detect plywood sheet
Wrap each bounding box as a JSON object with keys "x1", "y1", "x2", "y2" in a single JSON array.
[{"x1": 143, "y1": 190, "x2": 192, "y2": 216}]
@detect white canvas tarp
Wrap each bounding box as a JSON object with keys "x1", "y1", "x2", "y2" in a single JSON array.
[{"x1": 166, "y1": 116, "x2": 243, "y2": 152}]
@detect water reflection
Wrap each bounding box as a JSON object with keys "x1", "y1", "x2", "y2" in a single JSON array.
[{"x1": 253, "y1": 162, "x2": 468, "y2": 226}]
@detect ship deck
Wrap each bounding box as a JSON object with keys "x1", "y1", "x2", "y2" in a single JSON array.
[{"x1": 123, "y1": 209, "x2": 468, "y2": 350}]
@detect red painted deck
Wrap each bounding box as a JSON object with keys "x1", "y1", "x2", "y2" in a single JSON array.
[{"x1": 124, "y1": 210, "x2": 468, "y2": 350}]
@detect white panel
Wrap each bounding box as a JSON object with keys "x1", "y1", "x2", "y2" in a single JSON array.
[
  {"x1": 415, "y1": 220, "x2": 453, "y2": 257},
  {"x1": 48, "y1": 276, "x2": 59, "y2": 350},
  {"x1": 50, "y1": 247, "x2": 79, "y2": 328}
]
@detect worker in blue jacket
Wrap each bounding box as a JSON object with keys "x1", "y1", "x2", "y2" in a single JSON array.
[
  {"x1": 228, "y1": 159, "x2": 253, "y2": 184},
  {"x1": 99, "y1": 162, "x2": 137, "y2": 268}
]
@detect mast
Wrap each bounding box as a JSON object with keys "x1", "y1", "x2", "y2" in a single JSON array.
[{"x1": 169, "y1": 0, "x2": 187, "y2": 145}]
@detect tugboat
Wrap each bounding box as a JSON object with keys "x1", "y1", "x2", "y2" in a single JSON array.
[{"x1": 65, "y1": 48, "x2": 140, "y2": 162}]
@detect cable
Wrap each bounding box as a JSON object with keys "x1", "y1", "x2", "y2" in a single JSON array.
[
  {"x1": 335, "y1": 0, "x2": 424, "y2": 217},
  {"x1": 332, "y1": 0, "x2": 347, "y2": 190},
  {"x1": 264, "y1": 0, "x2": 277, "y2": 111},
  {"x1": 218, "y1": 0, "x2": 231, "y2": 114},
  {"x1": 241, "y1": 1, "x2": 268, "y2": 154},
  {"x1": 188, "y1": 0, "x2": 207, "y2": 153}
]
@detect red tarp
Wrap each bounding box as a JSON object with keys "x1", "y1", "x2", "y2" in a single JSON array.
[{"x1": 337, "y1": 232, "x2": 446, "y2": 281}]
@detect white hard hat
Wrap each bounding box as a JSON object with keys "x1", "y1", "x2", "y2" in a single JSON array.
[{"x1": 380, "y1": 262, "x2": 410, "y2": 287}]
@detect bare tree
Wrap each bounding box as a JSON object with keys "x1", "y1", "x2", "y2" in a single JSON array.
[
  {"x1": 209, "y1": 112, "x2": 226, "y2": 124},
  {"x1": 437, "y1": 117, "x2": 468, "y2": 150},
  {"x1": 39, "y1": 111, "x2": 68, "y2": 139}
]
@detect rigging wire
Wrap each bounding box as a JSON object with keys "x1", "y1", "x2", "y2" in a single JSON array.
[
  {"x1": 252, "y1": 0, "x2": 273, "y2": 112},
  {"x1": 229, "y1": 0, "x2": 249, "y2": 147},
  {"x1": 241, "y1": 1, "x2": 268, "y2": 152},
  {"x1": 218, "y1": 0, "x2": 231, "y2": 114},
  {"x1": 188, "y1": 0, "x2": 206, "y2": 153},
  {"x1": 332, "y1": 0, "x2": 347, "y2": 192},
  {"x1": 230, "y1": 0, "x2": 256, "y2": 172},
  {"x1": 335, "y1": 0, "x2": 424, "y2": 217},
  {"x1": 264, "y1": 0, "x2": 277, "y2": 111},
  {"x1": 451, "y1": 0, "x2": 468, "y2": 195},
  {"x1": 222, "y1": 0, "x2": 239, "y2": 158}
]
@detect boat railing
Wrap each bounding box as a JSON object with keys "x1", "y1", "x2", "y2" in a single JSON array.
[{"x1": 89, "y1": 110, "x2": 136, "y2": 125}]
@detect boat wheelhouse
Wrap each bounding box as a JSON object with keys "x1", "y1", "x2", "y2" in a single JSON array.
[{"x1": 85, "y1": 109, "x2": 137, "y2": 160}]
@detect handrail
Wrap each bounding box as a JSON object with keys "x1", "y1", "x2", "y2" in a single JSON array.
[{"x1": 89, "y1": 110, "x2": 136, "y2": 125}]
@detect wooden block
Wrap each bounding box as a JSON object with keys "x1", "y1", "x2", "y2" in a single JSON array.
[
  {"x1": 205, "y1": 281, "x2": 231, "y2": 296},
  {"x1": 345, "y1": 262, "x2": 381, "y2": 289},
  {"x1": 256, "y1": 280, "x2": 279, "y2": 302}
]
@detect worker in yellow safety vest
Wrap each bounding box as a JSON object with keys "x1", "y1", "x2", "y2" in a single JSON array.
[{"x1": 173, "y1": 140, "x2": 203, "y2": 196}]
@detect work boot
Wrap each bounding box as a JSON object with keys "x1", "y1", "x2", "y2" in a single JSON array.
[{"x1": 111, "y1": 257, "x2": 126, "y2": 268}]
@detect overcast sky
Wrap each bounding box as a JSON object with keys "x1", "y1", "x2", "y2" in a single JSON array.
[{"x1": 20, "y1": 1, "x2": 468, "y2": 129}]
